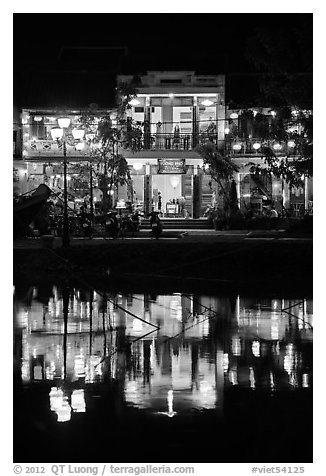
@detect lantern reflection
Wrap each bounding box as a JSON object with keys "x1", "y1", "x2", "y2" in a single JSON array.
[{"x1": 14, "y1": 289, "x2": 312, "y2": 420}]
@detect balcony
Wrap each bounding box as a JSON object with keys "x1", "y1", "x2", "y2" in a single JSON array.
[
  {"x1": 24, "y1": 140, "x2": 91, "y2": 159},
  {"x1": 147, "y1": 132, "x2": 193, "y2": 151},
  {"x1": 22, "y1": 136, "x2": 299, "y2": 159}
]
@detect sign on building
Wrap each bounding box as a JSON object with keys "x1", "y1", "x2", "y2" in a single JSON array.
[{"x1": 158, "y1": 159, "x2": 185, "y2": 174}]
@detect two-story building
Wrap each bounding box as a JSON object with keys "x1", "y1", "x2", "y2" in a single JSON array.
[
  {"x1": 15, "y1": 71, "x2": 313, "y2": 219},
  {"x1": 118, "y1": 70, "x2": 226, "y2": 218},
  {"x1": 118, "y1": 71, "x2": 312, "y2": 218},
  {"x1": 17, "y1": 107, "x2": 112, "y2": 209}
]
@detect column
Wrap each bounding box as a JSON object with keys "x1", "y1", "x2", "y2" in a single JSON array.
[
  {"x1": 144, "y1": 165, "x2": 152, "y2": 215},
  {"x1": 216, "y1": 92, "x2": 226, "y2": 152},
  {"x1": 144, "y1": 96, "x2": 151, "y2": 150},
  {"x1": 192, "y1": 96, "x2": 199, "y2": 148},
  {"x1": 193, "y1": 171, "x2": 201, "y2": 219}
]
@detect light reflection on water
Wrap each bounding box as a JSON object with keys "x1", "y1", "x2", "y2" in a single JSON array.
[{"x1": 14, "y1": 287, "x2": 313, "y2": 424}]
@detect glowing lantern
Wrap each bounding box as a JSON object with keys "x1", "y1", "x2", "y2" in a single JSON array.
[
  {"x1": 58, "y1": 117, "x2": 71, "y2": 129},
  {"x1": 75, "y1": 142, "x2": 85, "y2": 151},
  {"x1": 233, "y1": 143, "x2": 242, "y2": 151},
  {"x1": 201, "y1": 99, "x2": 214, "y2": 107},
  {"x1": 170, "y1": 175, "x2": 180, "y2": 188},
  {"x1": 72, "y1": 129, "x2": 85, "y2": 140},
  {"x1": 51, "y1": 128, "x2": 63, "y2": 140},
  {"x1": 273, "y1": 143, "x2": 282, "y2": 151},
  {"x1": 133, "y1": 162, "x2": 143, "y2": 171},
  {"x1": 129, "y1": 98, "x2": 140, "y2": 106}
]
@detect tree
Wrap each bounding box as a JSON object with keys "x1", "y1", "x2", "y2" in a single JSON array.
[
  {"x1": 78, "y1": 83, "x2": 145, "y2": 214},
  {"x1": 245, "y1": 17, "x2": 312, "y2": 109},
  {"x1": 196, "y1": 141, "x2": 239, "y2": 216},
  {"x1": 247, "y1": 108, "x2": 312, "y2": 191},
  {"x1": 242, "y1": 19, "x2": 313, "y2": 195}
]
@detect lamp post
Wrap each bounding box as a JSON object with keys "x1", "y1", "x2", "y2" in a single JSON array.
[
  {"x1": 86, "y1": 133, "x2": 96, "y2": 222},
  {"x1": 51, "y1": 118, "x2": 86, "y2": 247},
  {"x1": 51, "y1": 118, "x2": 71, "y2": 247}
]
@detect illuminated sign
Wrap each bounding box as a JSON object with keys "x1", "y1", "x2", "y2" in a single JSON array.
[{"x1": 158, "y1": 158, "x2": 185, "y2": 174}]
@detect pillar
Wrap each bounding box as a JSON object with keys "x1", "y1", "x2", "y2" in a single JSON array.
[
  {"x1": 144, "y1": 166, "x2": 152, "y2": 215},
  {"x1": 216, "y1": 92, "x2": 226, "y2": 152},
  {"x1": 193, "y1": 173, "x2": 201, "y2": 219},
  {"x1": 144, "y1": 96, "x2": 151, "y2": 150},
  {"x1": 192, "y1": 96, "x2": 199, "y2": 148}
]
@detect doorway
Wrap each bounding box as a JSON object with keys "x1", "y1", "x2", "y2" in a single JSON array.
[{"x1": 152, "y1": 175, "x2": 182, "y2": 216}]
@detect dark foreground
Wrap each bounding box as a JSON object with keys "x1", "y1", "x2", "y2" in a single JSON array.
[
  {"x1": 13, "y1": 235, "x2": 313, "y2": 297},
  {"x1": 14, "y1": 383, "x2": 312, "y2": 463}
]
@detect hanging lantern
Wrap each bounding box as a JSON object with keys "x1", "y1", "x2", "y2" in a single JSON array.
[
  {"x1": 129, "y1": 98, "x2": 140, "y2": 106},
  {"x1": 45, "y1": 165, "x2": 53, "y2": 176},
  {"x1": 58, "y1": 117, "x2": 71, "y2": 129},
  {"x1": 232, "y1": 143, "x2": 242, "y2": 151},
  {"x1": 170, "y1": 175, "x2": 180, "y2": 189},
  {"x1": 133, "y1": 162, "x2": 143, "y2": 171},
  {"x1": 75, "y1": 142, "x2": 85, "y2": 151},
  {"x1": 253, "y1": 142, "x2": 261, "y2": 150},
  {"x1": 51, "y1": 128, "x2": 63, "y2": 140},
  {"x1": 273, "y1": 143, "x2": 282, "y2": 151},
  {"x1": 72, "y1": 129, "x2": 85, "y2": 140},
  {"x1": 201, "y1": 99, "x2": 214, "y2": 107}
]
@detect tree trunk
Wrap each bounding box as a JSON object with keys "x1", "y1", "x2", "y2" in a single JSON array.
[{"x1": 100, "y1": 160, "x2": 110, "y2": 214}]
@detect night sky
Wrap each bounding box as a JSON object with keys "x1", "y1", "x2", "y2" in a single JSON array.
[{"x1": 13, "y1": 13, "x2": 312, "y2": 108}]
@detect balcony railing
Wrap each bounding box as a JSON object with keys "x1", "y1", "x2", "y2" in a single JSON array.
[
  {"x1": 149, "y1": 132, "x2": 194, "y2": 151},
  {"x1": 144, "y1": 133, "x2": 298, "y2": 155},
  {"x1": 24, "y1": 140, "x2": 91, "y2": 158},
  {"x1": 23, "y1": 136, "x2": 299, "y2": 158}
]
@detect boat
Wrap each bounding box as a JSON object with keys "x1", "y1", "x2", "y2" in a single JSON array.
[{"x1": 14, "y1": 184, "x2": 52, "y2": 238}]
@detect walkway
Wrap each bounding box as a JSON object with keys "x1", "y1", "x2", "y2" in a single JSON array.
[{"x1": 13, "y1": 229, "x2": 312, "y2": 249}]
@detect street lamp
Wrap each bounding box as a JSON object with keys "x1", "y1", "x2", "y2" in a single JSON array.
[
  {"x1": 86, "y1": 133, "x2": 96, "y2": 221},
  {"x1": 51, "y1": 117, "x2": 71, "y2": 247}
]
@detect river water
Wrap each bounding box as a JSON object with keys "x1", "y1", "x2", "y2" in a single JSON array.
[{"x1": 13, "y1": 285, "x2": 313, "y2": 463}]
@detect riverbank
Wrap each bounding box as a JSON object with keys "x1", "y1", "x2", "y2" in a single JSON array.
[{"x1": 13, "y1": 233, "x2": 313, "y2": 297}]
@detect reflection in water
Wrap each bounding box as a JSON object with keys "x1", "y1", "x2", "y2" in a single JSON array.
[{"x1": 13, "y1": 287, "x2": 313, "y2": 428}]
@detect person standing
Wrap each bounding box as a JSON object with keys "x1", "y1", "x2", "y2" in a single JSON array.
[{"x1": 270, "y1": 205, "x2": 278, "y2": 230}]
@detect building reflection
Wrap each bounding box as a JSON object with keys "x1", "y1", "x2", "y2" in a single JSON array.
[{"x1": 13, "y1": 287, "x2": 313, "y2": 423}]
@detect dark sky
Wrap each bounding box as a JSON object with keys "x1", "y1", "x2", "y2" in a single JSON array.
[{"x1": 13, "y1": 13, "x2": 312, "y2": 108}]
